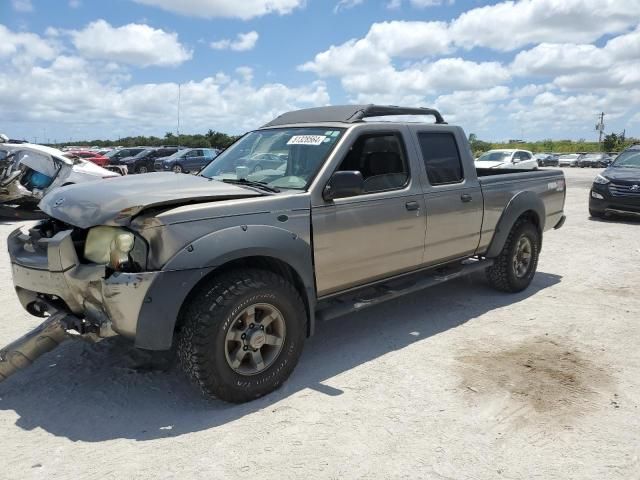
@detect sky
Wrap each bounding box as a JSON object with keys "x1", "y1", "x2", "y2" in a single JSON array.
[{"x1": 1, "y1": 0, "x2": 639, "y2": 143}]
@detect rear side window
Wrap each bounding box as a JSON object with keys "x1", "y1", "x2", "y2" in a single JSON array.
[{"x1": 418, "y1": 132, "x2": 464, "y2": 185}]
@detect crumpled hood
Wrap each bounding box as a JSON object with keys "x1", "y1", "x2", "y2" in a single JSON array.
[
  {"x1": 602, "y1": 167, "x2": 640, "y2": 183},
  {"x1": 39, "y1": 172, "x2": 263, "y2": 228}
]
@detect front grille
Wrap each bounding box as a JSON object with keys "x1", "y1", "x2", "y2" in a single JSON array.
[{"x1": 609, "y1": 183, "x2": 640, "y2": 197}]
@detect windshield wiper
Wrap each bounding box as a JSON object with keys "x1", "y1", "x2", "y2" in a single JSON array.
[{"x1": 221, "y1": 178, "x2": 280, "y2": 193}]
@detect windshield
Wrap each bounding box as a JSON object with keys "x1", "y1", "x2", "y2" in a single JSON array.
[
  {"x1": 612, "y1": 150, "x2": 640, "y2": 168},
  {"x1": 200, "y1": 127, "x2": 345, "y2": 190},
  {"x1": 163, "y1": 149, "x2": 188, "y2": 160},
  {"x1": 477, "y1": 151, "x2": 511, "y2": 162},
  {"x1": 104, "y1": 150, "x2": 120, "y2": 158},
  {"x1": 134, "y1": 149, "x2": 154, "y2": 158}
]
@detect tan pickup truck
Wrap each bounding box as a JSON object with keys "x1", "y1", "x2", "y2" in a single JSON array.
[{"x1": 2, "y1": 105, "x2": 566, "y2": 403}]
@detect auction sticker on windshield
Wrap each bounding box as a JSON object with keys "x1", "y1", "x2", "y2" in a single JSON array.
[{"x1": 287, "y1": 135, "x2": 327, "y2": 146}]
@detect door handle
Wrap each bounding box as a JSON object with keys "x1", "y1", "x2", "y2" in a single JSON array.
[
  {"x1": 460, "y1": 194, "x2": 472, "y2": 203},
  {"x1": 405, "y1": 201, "x2": 420, "y2": 211}
]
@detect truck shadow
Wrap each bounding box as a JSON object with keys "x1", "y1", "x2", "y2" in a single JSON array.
[{"x1": 0, "y1": 271, "x2": 561, "y2": 442}]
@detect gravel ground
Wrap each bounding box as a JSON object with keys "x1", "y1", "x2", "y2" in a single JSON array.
[{"x1": 0, "y1": 167, "x2": 639, "y2": 479}]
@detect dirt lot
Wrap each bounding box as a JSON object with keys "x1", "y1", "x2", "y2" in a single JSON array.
[{"x1": 1, "y1": 167, "x2": 639, "y2": 479}]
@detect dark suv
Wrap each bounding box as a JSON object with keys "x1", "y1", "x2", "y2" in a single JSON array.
[
  {"x1": 154, "y1": 148, "x2": 219, "y2": 173},
  {"x1": 104, "y1": 148, "x2": 147, "y2": 166},
  {"x1": 589, "y1": 144, "x2": 640, "y2": 218},
  {"x1": 120, "y1": 147, "x2": 181, "y2": 174}
]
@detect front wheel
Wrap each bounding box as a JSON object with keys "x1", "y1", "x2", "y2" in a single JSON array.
[
  {"x1": 137, "y1": 165, "x2": 149, "y2": 174},
  {"x1": 172, "y1": 164, "x2": 183, "y2": 173},
  {"x1": 486, "y1": 219, "x2": 540, "y2": 293},
  {"x1": 177, "y1": 269, "x2": 307, "y2": 403}
]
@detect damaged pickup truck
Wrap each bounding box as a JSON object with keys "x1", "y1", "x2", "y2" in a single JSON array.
[
  {"x1": 1, "y1": 105, "x2": 566, "y2": 403},
  {"x1": 0, "y1": 140, "x2": 119, "y2": 217}
]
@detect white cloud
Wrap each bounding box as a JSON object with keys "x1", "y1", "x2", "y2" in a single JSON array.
[
  {"x1": 132, "y1": 0, "x2": 304, "y2": 20},
  {"x1": 0, "y1": 24, "x2": 58, "y2": 63},
  {"x1": 511, "y1": 27, "x2": 640, "y2": 89},
  {"x1": 388, "y1": 0, "x2": 453, "y2": 8},
  {"x1": 303, "y1": 0, "x2": 639, "y2": 76},
  {"x1": 11, "y1": 0, "x2": 33, "y2": 12},
  {"x1": 210, "y1": 31, "x2": 259, "y2": 52},
  {"x1": 71, "y1": 20, "x2": 192, "y2": 67},
  {"x1": 0, "y1": 26, "x2": 329, "y2": 139},
  {"x1": 334, "y1": 0, "x2": 364, "y2": 13},
  {"x1": 450, "y1": 0, "x2": 639, "y2": 51}
]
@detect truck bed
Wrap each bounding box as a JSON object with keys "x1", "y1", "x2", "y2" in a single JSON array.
[{"x1": 474, "y1": 167, "x2": 566, "y2": 255}]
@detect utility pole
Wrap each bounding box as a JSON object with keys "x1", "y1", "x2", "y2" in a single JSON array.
[
  {"x1": 596, "y1": 112, "x2": 605, "y2": 150},
  {"x1": 177, "y1": 83, "x2": 181, "y2": 147}
]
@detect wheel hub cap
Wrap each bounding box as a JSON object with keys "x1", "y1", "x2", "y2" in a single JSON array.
[
  {"x1": 514, "y1": 236, "x2": 533, "y2": 278},
  {"x1": 224, "y1": 303, "x2": 286, "y2": 376},
  {"x1": 247, "y1": 330, "x2": 266, "y2": 349}
]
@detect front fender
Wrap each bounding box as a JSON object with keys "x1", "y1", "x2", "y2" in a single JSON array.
[
  {"x1": 484, "y1": 191, "x2": 546, "y2": 258},
  {"x1": 135, "y1": 225, "x2": 315, "y2": 350}
]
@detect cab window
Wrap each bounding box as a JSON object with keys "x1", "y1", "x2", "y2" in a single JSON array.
[{"x1": 336, "y1": 132, "x2": 409, "y2": 194}]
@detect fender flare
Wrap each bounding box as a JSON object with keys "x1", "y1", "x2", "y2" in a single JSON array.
[
  {"x1": 134, "y1": 225, "x2": 316, "y2": 350},
  {"x1": 484, "y1": 191, "x2": 546, "y2": 258}
]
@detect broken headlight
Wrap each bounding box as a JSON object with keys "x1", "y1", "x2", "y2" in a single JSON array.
[{"x1": 84, "y1": 226, "x2": 147, "y2": 271}]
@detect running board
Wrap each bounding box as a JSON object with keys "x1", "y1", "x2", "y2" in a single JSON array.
[{"x1": 316, "y1": 258, "x2": 493, "y2": 322}]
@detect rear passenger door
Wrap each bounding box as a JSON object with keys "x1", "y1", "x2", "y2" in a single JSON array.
[
  {"x1": 412, "y1": 129, "x2": 483, "y2": 265},
  {"x1": 312, "y1": 130, "x2": 427, "y2": 296}
]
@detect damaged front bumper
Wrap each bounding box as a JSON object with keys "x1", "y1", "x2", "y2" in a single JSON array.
[{"x1": 8, "y1": 226, "x2": 159, "y2": 341}]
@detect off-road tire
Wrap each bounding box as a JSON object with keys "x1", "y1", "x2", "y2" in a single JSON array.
[
  {"x1": 486, "y1": 219, "x2": 540, "y2": 293},
  {"x1": 177, "y1": 269, "x2": 306, "y2": 403}
]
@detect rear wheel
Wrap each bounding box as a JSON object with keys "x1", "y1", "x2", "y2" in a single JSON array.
[
  {"x1": 486, "y1": 219, "x2": 540, "y2": 293},
  {"x1": 177, "y1": 269, "x2": 307, "y2": 403}
]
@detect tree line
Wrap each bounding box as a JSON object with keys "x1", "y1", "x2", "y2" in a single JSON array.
[
  {"x1": 52, "y1": 130, "x2": 241, "y2": 150},
  {"x1": 468, "y1": 132, "x2": 637, "y2": 157}
]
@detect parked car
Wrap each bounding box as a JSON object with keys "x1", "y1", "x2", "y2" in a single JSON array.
[
  {"x1": 475, "y1": 149, "x2": 538, "y2": 169},
  {"x1": 0, "y1": 142, "x2": 119, "y2": 211},
  {"x1": 558, "y1": 154, "x2": 580, "y2": 167},
  {"x1": 589, "y1": 144, "x2": 640, "y2": 219},
  {"x1": 154, "y1": 148, "x2": 219, "y2": 173},
  {"x1": 66, "y1": 150, "x2": 110, "y2": 167},
  {"x1": 119, "y1": 147, "x2": 182, "y2": 174},
  {"x1": 577, "y1": 153, "x2": 613, "y2": 168},
  {"x1": 534, "y1": 153, "x2": 559, "y2": 167},
  {"x1": 1, "y1": 104, "x2": 566, "y2": 402},
  {"x1": 104, "y1": 147, "x2": 147, "y2": 165}
]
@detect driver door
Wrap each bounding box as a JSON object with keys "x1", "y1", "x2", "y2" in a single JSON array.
[{"x1": 311, "y1": 130, "x2": 426, "y2": 296}]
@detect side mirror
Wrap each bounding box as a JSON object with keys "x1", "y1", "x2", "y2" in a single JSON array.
[{"x1": 323, "y1": 171, "x2": 364, "y2": 201}]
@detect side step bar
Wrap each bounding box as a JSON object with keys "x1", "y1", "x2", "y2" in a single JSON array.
[{"x1": 316, "y1": 258, "x2": 493, "y2": 322}]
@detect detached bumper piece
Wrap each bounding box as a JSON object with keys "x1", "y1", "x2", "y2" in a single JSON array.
[{"x1": 0, "y1": 311, "x2": 76, "y2": 382}]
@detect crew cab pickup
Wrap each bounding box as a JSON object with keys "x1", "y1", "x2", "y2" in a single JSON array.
[{"x1": 2, "y1": 105, "x2": 566, "y2": 402}]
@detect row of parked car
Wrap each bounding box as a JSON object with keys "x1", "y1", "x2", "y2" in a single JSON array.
[
  {"x1": 64, "y1": 146, "x2": 221, "y2": 174},
  {"x1": 533, "y1": 152, "x2": 617, "y2": 168}
]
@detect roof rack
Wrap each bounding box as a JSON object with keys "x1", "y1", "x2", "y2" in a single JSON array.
[{"x1": 263, "y1": 104, "x2": 446, "y2": 128}]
